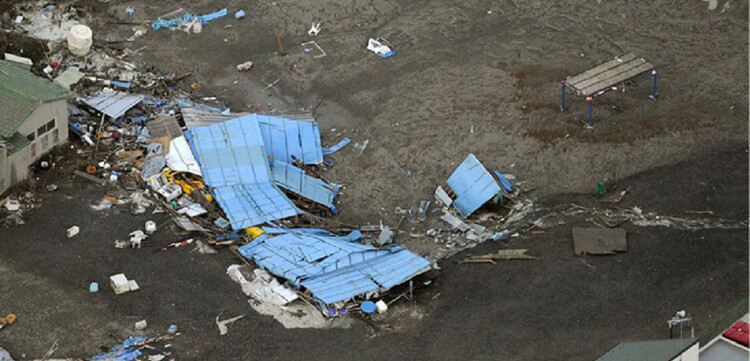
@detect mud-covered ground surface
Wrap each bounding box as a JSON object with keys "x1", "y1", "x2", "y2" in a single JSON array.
[
  {"x1": 62, "y1": 0, "x2": 749, "y2": 226},
  {"x1": 0, "y1": 0, "x2": 748, "y2": 360},
  {"x1": 0, "y1": 146, "x2": 746, "y2": 361}
]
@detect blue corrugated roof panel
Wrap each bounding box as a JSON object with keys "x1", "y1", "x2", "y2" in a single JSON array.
[
  {"x1": 213, "y1": 184, "x2": 299, "y2": 229},
  {"x1": 237, "y1": 231, "x2": 431, "y2": 304},
  {"x1": 190, "y1": 115, "x2": 300, "y2": 229},
  {"x1": 272, "y1": 161, "x2": 339, "y2": 209},
  {"x1": 256, "y1": 114, "x2": 323, "y2": 165},
  {"x1": 238, "y1": 232, "x2": 373, "y2": 285},
  {"x1": 446, "y1": 154, "x2": 501, "y2": 218},
  {"x1": 301, "y1": 247, "x2": 431, "y2": 304}
]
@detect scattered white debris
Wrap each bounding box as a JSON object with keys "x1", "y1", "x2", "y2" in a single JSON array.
[
  {"x1": 66, "y1": 226, "x2": 80, "y2": 238},
  {"x1": 216, "y1": 314, "x2": 245, "y2": 335}
]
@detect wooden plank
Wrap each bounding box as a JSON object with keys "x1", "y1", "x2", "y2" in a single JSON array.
[
  {"x1": 74, "y1": 170, "x2": 106, "y2": 185},
  {"x1": 566, "y1": 53, "x2": 637, "y2": 86},
  {"x1": 573, "y1": 58, "x2": 647, "y2": 92},
  {"x1": 581, "y1": 62, "x2": 653, "y2": 95}
]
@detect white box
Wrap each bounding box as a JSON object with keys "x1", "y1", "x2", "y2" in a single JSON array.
[
  {"x1": 67, "y1": 226, "x2": 80, "y2": 238},
  {"x1": 110, "y1": 274, "x2": 130, "y2": 294}
]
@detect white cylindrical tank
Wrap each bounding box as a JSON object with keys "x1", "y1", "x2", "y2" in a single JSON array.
[{"x1": 67, "y1": 24, "x2": 93, "y2": 56}]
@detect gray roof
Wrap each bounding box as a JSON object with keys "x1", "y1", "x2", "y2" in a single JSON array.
[{"x1": 596, "y1": 339, "x2": 698, "y2": 361}]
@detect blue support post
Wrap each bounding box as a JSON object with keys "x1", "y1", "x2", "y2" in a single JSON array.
[
  {"x1": 587, "y1": 96, "x2": 593, "y2": 126},
  {"x1": 650, "y1": 70, "x2": 658, "y2": 100},
  {"x1": 561, "y1": 81, "x2": 567, "y2": 111}
]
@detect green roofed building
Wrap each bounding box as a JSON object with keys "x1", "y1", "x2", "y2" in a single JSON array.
[
  {"x1": 595, "y1": 338, "x2": 700, "y2": 361},
  {"x1": 0, "y1": 60, "x2": 71, "y2": 194}
]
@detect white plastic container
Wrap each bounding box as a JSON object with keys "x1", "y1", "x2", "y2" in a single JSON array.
[
  {"x1": 67, "y1": 25, "x2": 93, "y2": 56},
  {"x1": 145, "y1": 220, "x2": 157, "y2": 234},
  {"x1": 66, "y1": 226, "x2": 80, "y2": 238},
  {"x1": 375, "y1": 300, "x2": 388, "y2": 314}
]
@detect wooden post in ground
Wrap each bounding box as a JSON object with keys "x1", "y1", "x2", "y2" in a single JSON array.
[{"x1": 275, "y1": 29, "x2": 286, "y2": 56}]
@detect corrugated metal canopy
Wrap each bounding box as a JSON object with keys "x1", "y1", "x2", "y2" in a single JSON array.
[
  {"x1": 446, "y1": 154, "x2": 501, "y2": 218},
  {"x1": 189, "y1": 115, "x2": 300, "y2": 229},
  {"x1": 82, "y1": 90, "x2": 144, "y2": 119}
]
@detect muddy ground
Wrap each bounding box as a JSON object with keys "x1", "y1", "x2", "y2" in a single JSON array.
[
  {"x1": 66, "y1": 0, "x2": 749, "y2": 227},
  {"x1": 0, "y1": 0, "x2": 748, "y2": 360},
  {"x1": 0, "y1": 143, "x2": 746, "y2": 361}
]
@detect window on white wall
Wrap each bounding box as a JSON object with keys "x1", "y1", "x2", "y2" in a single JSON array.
[{"x1": 37, "y1": 119, "x2": 56, "y2": 138}]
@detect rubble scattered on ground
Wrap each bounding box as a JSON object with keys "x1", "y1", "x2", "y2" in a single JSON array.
[{"x1": 0, "y1": 1, "x2": 746, "y2": 357}]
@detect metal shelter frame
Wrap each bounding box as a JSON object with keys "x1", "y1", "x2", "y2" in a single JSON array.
[{"x1": 561, "y1": 53, "x2": 657, "y2": 126}]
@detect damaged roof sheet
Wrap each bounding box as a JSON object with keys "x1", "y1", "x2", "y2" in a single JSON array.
[
  {"x1": 255, "y1": 114, "x2": 323, "y2": 165},
  {"x1": 272, "y1": 161, "x2": 339, "y2": 209},
  {"x1": 446, "y1": 154, "x2": 501, "y2": 218},
  {"x1": 301, "y1": 247, "x2": 431, "y2": 304},
  {"x1": 147, "y1": 115, "x2": 183, "y2": 140},
  {"x1": 238, "y1": 231, "x2": 431, "y2": 304},
  {"x1": 82, "y1": 90, "x2": 144, "y2": 119},
  {"x1": 188, "y1": 115, "x2": 300, "y2": 229},
  {"x1": 181, "y1": 108, "x2": 323, "y2": 164}
]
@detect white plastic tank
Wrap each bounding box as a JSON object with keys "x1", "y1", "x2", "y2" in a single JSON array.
[{"x1": 67, "y1": 24, "x2": 93, "y2": 56}]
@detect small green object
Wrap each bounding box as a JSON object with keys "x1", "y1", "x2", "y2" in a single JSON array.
[
  {"x1": 170, "y1": 200, "x2": 179, "y2": 209},
  {"x1": 597, "y1": 180, "x2": 607, "y2": 196}
]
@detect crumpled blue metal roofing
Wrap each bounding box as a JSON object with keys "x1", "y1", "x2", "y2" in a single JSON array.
[
  {"x1": 447, "y1": 154, "x2": 501, "y2": 218},
  {"x1": 255, "y1": 114, "x2": 323, "y2": 165},
  {"x1": 493, "y1": 170, "x2": 514, "y2": 193},
  {"x1": 238, "y1": 231, "x2": 431, "y2": 304},
  {"x1": 301, "y1": 247, "x2": 431, "y2": 304},
  {"x1": 180, "y1": 108, "x2": 324, "y2": 165},
  {"x1": 189, "y1": 115, "x2": 300, "y2": 229},
  {"x1": 82, "y1": 90, "x2": 144, "y2": 119},
  {"x1": 272, "y1": 161, "x2": 339, "y2": 209},
  {"x1": 262, "y1": 227, "x2": 362, "y2": 240}
]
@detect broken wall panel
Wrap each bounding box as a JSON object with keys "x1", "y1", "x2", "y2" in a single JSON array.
[
  {"x1": 446, "y1": 154, "x2": 501, "y2": 218},
  {"x1": 272, "y1": 161, "x2": 338, "y2": 209}
]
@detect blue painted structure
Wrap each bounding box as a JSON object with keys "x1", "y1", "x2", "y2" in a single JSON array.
[
  {"x1": 255, "y1": 114, "x2": 324, "y2": 165},
  {"x1": 446, "y1": 154, "x2": 502, "y2": 218},
  {"x1": 492, "y1": 170, "x2": 514, "y2": 193},
  {"x1": 189, "y1": 115, "x2": 300, "y2": 229},
  {"x1": 272, "y1": 161, "x2": 339, "y2": 209},
  {"x1": 322, "y1": 137, "x2": 351, "y2": 155},
  {"x1": 238, "y1": 231, "x2": 431, "y2": 304}
]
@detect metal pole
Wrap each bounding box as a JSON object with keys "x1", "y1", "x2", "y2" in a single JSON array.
[
  {"x1": 93, "y1": 113, "x2": 105, "y2": 158},
  {"x1": 561, "y1": 81, "x2": 566, "y2": 111},
  {"x1": 620, "y1": 82, "x2": 625, "y2": 111},
  {"x1": 587, "y1": 96, "x2": 593, "y2": 126},
  {"x1": 650, "y1": 70, "x2": 658, "y2": 100}
]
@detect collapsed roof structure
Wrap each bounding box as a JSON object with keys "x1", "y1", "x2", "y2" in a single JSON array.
[{"x1": 238, "y1": 228, "x2": 431, "y2": 305}]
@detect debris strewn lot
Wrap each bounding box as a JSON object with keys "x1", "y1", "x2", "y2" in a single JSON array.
[{"x1": 0, "y1": 0, "x2": 747, "y2": 360}]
